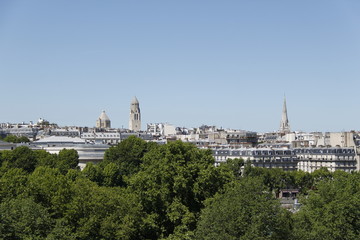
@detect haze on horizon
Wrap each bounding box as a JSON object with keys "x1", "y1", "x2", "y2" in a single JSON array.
[{"x1": 0, "y1": 0, "x2": 359, "y2": 133}]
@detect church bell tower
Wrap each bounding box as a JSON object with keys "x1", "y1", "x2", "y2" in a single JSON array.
[{"x1": 129, "y1": 96, "x2": 141, "y2": 132}]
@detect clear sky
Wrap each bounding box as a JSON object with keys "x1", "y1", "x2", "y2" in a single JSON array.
[{"x1": 0, "y1": 0, "x2": 359, "y2": 132}]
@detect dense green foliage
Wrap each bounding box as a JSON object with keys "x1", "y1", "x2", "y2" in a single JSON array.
[
  {"x1": 128, "y1": 141, "x2": 233, "y2": 238},
  {"x1": 1, "y1": 135, "x2": 30, "y2": 143},
  {"x1": 103, "y1": 136, "x2": 152, "y2": 177},
  {"x1": 292, "y1": 171, "x2": 360, "y2": 240},
  {"x1": 195, "y1": 177, "x2": 292, "y2": 240},
  {"x1": 1, "y1": 138, "x2": 360, "y2": 239}
]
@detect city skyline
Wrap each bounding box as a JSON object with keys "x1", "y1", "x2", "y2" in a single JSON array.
[{"x1": 1, "y1": 1, "x2": 360, "y2": 132}]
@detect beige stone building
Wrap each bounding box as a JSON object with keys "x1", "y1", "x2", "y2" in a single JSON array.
[
  {"x1": 96, "y1": 111, "x2": 111, "y2": 129},
  {"x1": 129, "y1": 97, "x2": 141, "y2": 132}
]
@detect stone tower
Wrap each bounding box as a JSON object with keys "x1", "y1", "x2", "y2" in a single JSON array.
[
  {"x1": 279, "y1": 96, "x2": 290, "y2": 134},
  {"x1": 96, "y1": 110, "x2": 111, "y2": 129},
  {"x1": 129, "y1": 96, "x2": 141, "y2": 132}
]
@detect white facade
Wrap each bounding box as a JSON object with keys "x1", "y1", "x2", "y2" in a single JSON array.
[
  {"x1": 213, "y1": 146, "x2": 358, "y2": 173},
  {"x1": 213, "y1": 147, "x2": 298, "y2": 170},
  {"x1": 314, "y1": 132, "x2": 356, "y2": 147},
  {"x1": 81, "y1": 131, "x2": 121, "y2": 145},
  {"x1": 285, "y1": 132, "x2": 317, "y2": 147},
  {"x1": 147, "y1": 123, "x2": 176, "y2": 137},
  {"x1": 296, "y1": 147, "x2": 357, "y2": 173}
]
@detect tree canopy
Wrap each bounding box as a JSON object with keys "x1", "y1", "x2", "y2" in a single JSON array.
[
  {"x1": 103, "y1": 135, "x2": 151, "y2": 177},
  {"x1": 1, "y1": 137, "x2": 360, "y2": 239},
  {"x1": 128, "y1": 140, "x2": 233, "y2": 238},
  {"x1": 1, "y1": 135, "x2": 30, "y2": 143},
  {"x1": 293, "y1": 172, "x2": 360, "y2": 240},
  {"x1": 195, "y1": 177, "x2": 292, "y2": 240}
]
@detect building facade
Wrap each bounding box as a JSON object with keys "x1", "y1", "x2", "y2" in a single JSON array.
[
  {"x1": 213, "y1": 146, "x2": 358, "y2": 173},
  {"x1": 213, "y1": 147, "x2": 298, "y2": 170},
  {"x1": 295, "y1": 147, "x2": 357, "y2": 173}
]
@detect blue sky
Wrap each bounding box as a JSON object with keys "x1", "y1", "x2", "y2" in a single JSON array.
[{"x1": 0, "y1": 0, "x2": 359, "y2": 132}]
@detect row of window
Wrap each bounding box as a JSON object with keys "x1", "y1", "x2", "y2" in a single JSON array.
[
  {"x1": 294, "y1": 148, "x2": 355, "y2": 154},
  {"x1": 214, "y1": 148, "x2": 356, "y2": 156},
  {"x1": 215, "y1": 150, "x2": 295, "y2": 156},
  {"x1": 82, "y1": 134, "x2": 120, "y2": 138}
]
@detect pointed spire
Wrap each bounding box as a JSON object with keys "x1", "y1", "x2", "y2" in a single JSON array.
[
  {"x1": 279, "y1": 96, "x2": 290, "y2": 133},
  {"x1": 131, "y1": 96, "x2": 139, "y2": 104}
]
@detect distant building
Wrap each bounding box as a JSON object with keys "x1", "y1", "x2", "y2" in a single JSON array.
[
  {"x1": 81, "y1": 131, "x2": 121, "y2": 145},
  {"x1": 147, "y1": 123, "x2": 176, "y2": 137},
  {"x1": 315, "y1": 132, "x2": 356, "y2": 148},
  {"x1": 81, "y1": 129, "x2": 153, "y2": 145},
  {"x1": 279, "y1": 96, "x2": 291, "y2": 134},
  {"x1": 96, "y1": 111, "x2": 111, "y2": 129},
  {"x1": 296, "y1": 147, "x2": 357, "y2": 173},
  {"x1": 0, "y1": 140, "x2": 15, "y2": 150},
  {"x1": 0, "y1": 123, "x2": 39, "y2": 140},
  {"x1": 32, "y1": 136, "x2": 109, "y2": 169},
  {"x1": 213, "y1": 147, "x2": 298, "y2": 170},
  {"x1": 120, "y1": 132, "x2": 153, "y2": 141},
  {"x1": 129, "y1": 97, "x2": 141, "y2": 132},
  {"x1": 48, "y1": 127, "x2": 80, "y2": 137},
  {"x1": 258, "y1": 132, "x2": 280, "y2": 143},
  {"x1": 225, "y1": 130, "x2": 258, "y2": 147},
  {"x1": 285, "y1": 132, "x2": 317, "y2": 147},
  {"x1": 212, "y1": 146, "x2": 358, "y2": 173}
]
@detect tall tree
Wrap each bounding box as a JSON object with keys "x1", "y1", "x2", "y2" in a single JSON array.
[
  {"x1": 82, "y1": 162, "x2": 103, "y2": 185},
  {"x1": 0, "y1": 168, "x2": 28, "y2": 201},
  {"x1": 0, "y1": 197, "x2": 53, "y2": 239},
  {"x1": 195, "y1": 177, "x2": 292, "y2": 240},
  {"x1": 293, "y1": 172, "x2": 360, "y2": 240},
  {"x1": 27, "y1": 166, "x2": 73, "y2": 218},
  {"x1": 3, "y1": 135, "x2": 30, "y2": 143},
  {"x1": 57, "y1": 149, "x2": 79, "y2": 174},
  {"x1": 34, "y1": 149, "x2": 58, "y2": 168},
  {"x1": 1, "y1": 146, "x2": 37, "y2": 172},
  {"x1": 103, "y1": 136, "x2": 151, "y2": 177},
  {"x1": 61, "y1": 178, "x2": 149, "y2": 240},
  {"x1": 129, "y1": 141, "x2": 232, "y2": 238}
]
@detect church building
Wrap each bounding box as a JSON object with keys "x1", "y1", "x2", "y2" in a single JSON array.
[
  {"x1": 129, "y1": 97, "x2": 141, "y2": 132},
  {"x1": 279, "y1": 96, "x2": 291, "y2": 134},
  {"x1": 96, "y1": 110, "x2": 111, "y2": 129}
]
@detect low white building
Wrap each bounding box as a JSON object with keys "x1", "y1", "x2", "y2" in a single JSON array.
[
  {"x1": 0, "y1": 140, "x2": 15, "y2": 150},
  {"x1": 32, "y1": 136, "x2": 109, "y2": 169}
]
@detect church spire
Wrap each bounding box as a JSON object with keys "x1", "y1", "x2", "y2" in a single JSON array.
[{"x1": 279, "y1": 96, "x2": 290, "y2": 134}]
